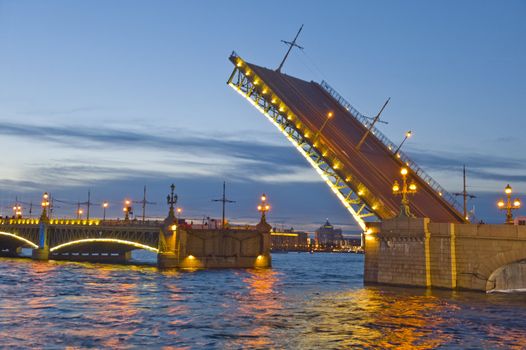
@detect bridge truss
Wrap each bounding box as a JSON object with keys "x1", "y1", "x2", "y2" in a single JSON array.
[{"x1": 227, "y1": 52, "x2": 377, "y2": 230}]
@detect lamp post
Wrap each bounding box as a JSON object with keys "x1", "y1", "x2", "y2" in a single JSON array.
[
  {"x1": 392, "y1": 167, "x2": 417, "y2": 217},
  {"x1": 497, "y1": 184, "x2": 521, "y2": 224},
  {"x1": 309, "y1": 112, "x2": 333, "y2": 151},
  {"x1": 77, "y1": 208, "x2": 83, "y2": 220},
  {"x1": 41, "y1": 192, "x2": 50, "y2": 221},
  {"x1": 102, "y1": 201, "x2": 109, "y2": 221},
  {"x1": 13, "y1": 203, "x2": 22, "y2": 219},
  {"x1": 257, "y1": 193, "x2": 271, "y2": 222},
  {"x1": 394, "y1": 130, "x2": 412, "y2": 156},
  {"x1": 123, "y1": 199, "x2": 132, "y2": 221}
]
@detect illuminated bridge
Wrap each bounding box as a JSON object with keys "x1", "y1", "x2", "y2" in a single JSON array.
[
  {"x1": 0, "y1": 187, "x2": 272, "y2": 268},
  {"x1": 227, "y1": 52, "x2": 466, "y2": 230}
]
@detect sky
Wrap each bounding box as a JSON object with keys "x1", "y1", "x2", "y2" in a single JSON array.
[{"x1": 0, "y1": 0, "x2": 525, "y2": 233}]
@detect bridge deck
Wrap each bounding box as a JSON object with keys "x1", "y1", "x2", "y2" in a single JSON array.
[{"x1": 243, "y1": 62, "x2": 464, "y2": 223}]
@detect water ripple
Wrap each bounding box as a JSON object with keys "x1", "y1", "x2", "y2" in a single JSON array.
[{"x1": 0, "y1": 254, "x2": 525, "y2": 349}]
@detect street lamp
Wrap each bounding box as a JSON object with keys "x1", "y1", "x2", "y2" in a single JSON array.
[
  {"x1": 77, "y1": 208, "x2": 83, "y2": 220},
  {"x1": 310, "y1": 112, "x2": 334, "y2": 149},
  {"x1": 41, "y1": 192, "x2": 50, "y2": 220},
  {"x1": 257, "y1": 193, "x2": 271, "y2": 222},
  {"x1": 123, "y1": 199, "x2": 132, "y2": 221},
  {"x1": 102, "y1": 201, "x2": 109, "y2": 221},
  {"x1": 392, "y1": 167, "x2": 417, "y2": 217},
  {"x1": 394, "y1": 130, "x2": 412, "y2": 156},
  {"x1": 13, "y1": 203, "x2": 22, "y2": 219},
  {"x1": 497, "y1": 184, "x2": 521, "y2": 224}
]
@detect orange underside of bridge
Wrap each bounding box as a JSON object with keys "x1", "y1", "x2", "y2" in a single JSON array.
[{"x1": 244, "y1": 62, "x2": 464, "y2": 223}]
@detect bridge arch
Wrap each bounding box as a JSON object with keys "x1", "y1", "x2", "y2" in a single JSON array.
[
  {"x1": 0, "y1": 231, "x2": 39, "y2": 249},
  {"x1": 50, "y1": 238, "x2": 158, "y2": 254},
  {"x1": 480, "y1": 249, "x2": 526, "y2": 291}
]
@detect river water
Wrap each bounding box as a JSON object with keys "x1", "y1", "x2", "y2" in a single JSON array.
[{"x1": 0, "y1": 253, "x2": 525, "y2": 349}]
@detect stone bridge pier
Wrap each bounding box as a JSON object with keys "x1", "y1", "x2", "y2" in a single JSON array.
[{"x1": 364, "y1": 217, "x2": 526, "y2": 292}]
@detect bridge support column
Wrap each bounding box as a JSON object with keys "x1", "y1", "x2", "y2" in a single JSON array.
[
  {"x1": 157, "y1": 217, "x2": 187, "y2": 268},
  {"x1": 255, "y1": 215, "x2": 272, "y2": 268},
  {"x1": 32, "y1": 219, "x2": 49, "y2": 261}
]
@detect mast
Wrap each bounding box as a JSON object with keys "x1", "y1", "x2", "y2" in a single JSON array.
[
  {"x1": 212, "y1": 181, "x2": 235, "y2": 229},
  {"x1": 454, "y1": 165, "x2": 476, "y2": 220},
  {"x1": 356, "y1": 98, "x2": 390, "y2": 150},
  {"x1": 277, "y1": 25, "x2": 304, "y2": 73},
  {"x1": 86, "y1": 190, "x2": 91, "y2": 220}
]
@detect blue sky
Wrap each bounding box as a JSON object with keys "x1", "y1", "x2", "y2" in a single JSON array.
[{"x1": 0, "y1": 0, "x2": 525, "y2": 232}]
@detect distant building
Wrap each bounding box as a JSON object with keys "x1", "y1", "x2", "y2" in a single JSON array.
[
  {"x1": 271, "y1": 228, "x2": 309, "y2": 251},
  {"x1": 315, "y1": 219, "x2": 344, "y2": 249}
]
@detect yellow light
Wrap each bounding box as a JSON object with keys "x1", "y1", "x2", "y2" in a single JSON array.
[
  {"x1": 245, "y1": 70, "x2": 250, "y2": 76},
  {"x1": 257, "y1": 205, "x2": 262, "y2": 210},
  {"x1": 392, "y1": 182, "x2": 400, "y2": 192},
  {"x1": 396, "y1": 153, "x2": 401, "y2": 158},
  {"x1": 271, "y1": 98, "x2": 277, "y2": 104},
  {"x1": 50, "y1": 238, "x2": 158, "y2": 253},
  {"x1": 279, "y1": 106, "x2": 285, "y2": 112},
  {"x1": 400, "y1": 168, "x2": 408, "y2": 176},
  {"x1": 237, "y1": 61, "x2": 242, "y2": 67},
  {"x1": 103, "y1": 202, "x2": 109, "y2": 208},
  {"x1": 271, "y1": 232, "x2": 299, "y2": 237},
  {"x1": 123, "y1": 207, "x2": 127, "y2": 212},
  {"x1": 262, "y1": 89, "x2": 268, "y2": 94},
  {"x1": 261, "y1": 194, "x2": 266, "y2": 202},
  {"x1": 505, "y1": 184, "x2": 512, "y2": 195},
  {"x1": 409, "y1": 182, "x2": 417, "y2": 191},
  {"x1": 257, "y1": 255, "x2": 263, "y2": 260},
  {"x1": 171, "y1": 224, "x2": 177, "y2": 231},
  {"x1": 265, "y1": 205, "x2": 270, "y2": 210},
  {"x1": 358, "y1": 190, "x2": 364, "y2": 196},
  {"x1": 497, "y1": 200, "x2": 505, "y2": 207},
  {"x1": 406, "y1": 130, "x2": 412, "y2": 138},
  {"x1": 514, "y1": 199, "x2": 521, "y2": 207},
  {"x1": 327, "y1": 112, "x2": 333, "y2": 118},
  {"x1": 188, "y1": 255, "x2": 195, "y2": 260},
  {"x1": 43, "y1": 192, "x2": 49, "y2": 200},
  {"x1": 0, "y1": 231, "x2": 39, "y2": 249},
  {"x1": 177, "y1": 207, "x2": 182, "y2": 214},
  {"x1": 125, "y1": 200, "x2": 131, "y2": 205}
]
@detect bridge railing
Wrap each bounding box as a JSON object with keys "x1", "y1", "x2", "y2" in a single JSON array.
[{"x1": 320, "y1": 80, "x2": 464, "y2": 215}]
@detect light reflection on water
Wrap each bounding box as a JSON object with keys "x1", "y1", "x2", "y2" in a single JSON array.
[{"x1": 0, "y1": 253, "x2": 525, "y2": 349}]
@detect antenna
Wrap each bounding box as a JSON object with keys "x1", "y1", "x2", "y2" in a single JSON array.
[
  {"x1": 212, "y1": 181, "x2": 235, "y2": 229},
  {"x1": 356, "y1": 98, "x2": 390, "y2": 151},
  {"x1": 453, "y1": 165, "x2": 476, "y2": 220},
  {"x1": 277, "y1": 24, "x2": 304, "y2": 73}
]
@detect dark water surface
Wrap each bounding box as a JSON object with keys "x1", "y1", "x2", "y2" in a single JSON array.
[{"x1": 1, "y1": 253, "x2": 525, "y2": 349}]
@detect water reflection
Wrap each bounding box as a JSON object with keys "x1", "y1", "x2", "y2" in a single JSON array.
[{"x1": 0, "y1": 254, "x2": 525, "y2": 349}]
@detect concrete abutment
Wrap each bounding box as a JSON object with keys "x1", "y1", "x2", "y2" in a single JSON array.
[{"x1": 364, "y1": 217, "x2": 526, "y2": 292}]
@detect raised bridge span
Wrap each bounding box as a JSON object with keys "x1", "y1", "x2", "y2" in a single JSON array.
[{"x1": 227, "y1": 52, "x2": 466, "y2": 230}]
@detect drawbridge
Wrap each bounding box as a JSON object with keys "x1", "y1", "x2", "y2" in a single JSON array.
[{"x1": 227, "y1": 51, "x2": 466, "y2": 230}]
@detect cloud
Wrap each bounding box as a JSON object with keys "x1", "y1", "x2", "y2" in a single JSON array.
[{"x1": 409, "y1": 147, "x2": 526, "y2": 183}]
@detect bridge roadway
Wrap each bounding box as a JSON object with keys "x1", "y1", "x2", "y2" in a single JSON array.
[{"x1": 234, "y1": 58, "x2": 465, "y2": 224}]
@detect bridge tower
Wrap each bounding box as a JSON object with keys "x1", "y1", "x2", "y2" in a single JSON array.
[{"x1": 32, "y1": 192, "x2": 50, "y2": 260}]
